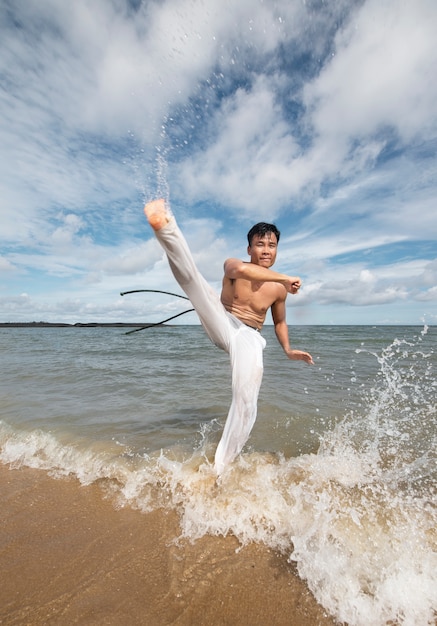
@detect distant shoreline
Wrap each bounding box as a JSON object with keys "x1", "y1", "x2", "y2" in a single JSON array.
[
  {"x1": 0, "y1": 322, "x2": 157, "y2": 328},
  {"x1": 0, "y1": 322, "x2": 431, "y2": 328}
]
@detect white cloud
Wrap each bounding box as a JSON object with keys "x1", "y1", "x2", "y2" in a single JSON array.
[
  {"x1": 51, "y1": 214, "x2": 85, "y2": 245},
  {"x1": 175, "y1": 75, "x2": 302, "y2": 216},
  {"x1": 99, "y1": 239, "x2": 164, "y2": 276},
  {"x1": 417, "y1": 285, "x2": 437, "y2": 302},
  {"x1": 295, "y1": 257, "x2": 436, "y2": 312},
  {"x1": 296, "y1": 0, "x2": 437, "y2": 200},
  {"x1": 306, "y1": 0, "x2": 437, "y2": 140},
  {"x1": 0, "y1": 257, "x2": 16, "y2": 272}
]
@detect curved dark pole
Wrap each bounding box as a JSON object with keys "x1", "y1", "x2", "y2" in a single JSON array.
[
  {"x1": 120, "y1": 289, "x2": 190, "y2": 301},
  {"x1": 121, "y1": 289, "x2": 195, "y2": 334},
  {"x1": 124, "y1": 308, "x2": 195, "y2": 334}
]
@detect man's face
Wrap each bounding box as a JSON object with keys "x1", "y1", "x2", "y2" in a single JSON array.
[{"x1": 247, "y1": 232, "x2": 278, "y2": 268}]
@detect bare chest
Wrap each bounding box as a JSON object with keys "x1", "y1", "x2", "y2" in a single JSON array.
[{"x1": 230, "y1": 279, "x2": 279, "y2": 314}]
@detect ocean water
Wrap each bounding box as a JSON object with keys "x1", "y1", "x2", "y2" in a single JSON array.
[{"x1": 0, "y1": 324, "x2": 435, "y2": 626}]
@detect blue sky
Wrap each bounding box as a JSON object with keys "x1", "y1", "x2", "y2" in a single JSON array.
[{"x1": 1, "y1": 0, "x2": 436, "y2": 325}]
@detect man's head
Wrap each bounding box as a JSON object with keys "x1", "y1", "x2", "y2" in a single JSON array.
[
  {"x1": 247, "y1": 222, "x2": 280, "y2": 247},
  {"x1": 247, "y1": 222, "x2": 281, "y2": 268}
]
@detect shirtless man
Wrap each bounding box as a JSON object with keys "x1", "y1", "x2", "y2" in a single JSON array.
[{"x1": 144, "y1": 199, "x2": 313, "y2": 474}]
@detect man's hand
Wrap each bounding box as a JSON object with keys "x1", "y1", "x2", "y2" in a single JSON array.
[
  {"x1": 284, "y1": 348, "x2": 314, "y2": 365},
  {"x1": 284, "y1": 277, "x2": 302, "y2": 294}
]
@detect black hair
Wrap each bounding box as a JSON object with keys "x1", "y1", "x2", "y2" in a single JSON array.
[{"x1": 247, "y1": 222, "x2": 281, "y2": 246}]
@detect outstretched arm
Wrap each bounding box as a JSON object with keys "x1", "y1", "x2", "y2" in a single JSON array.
[
  {"x1": 224, "y1": 258, "x2": 301, "y2": 294},
  {"x1": 271, "y1": 298, "x2": 314, "y2": 365}
]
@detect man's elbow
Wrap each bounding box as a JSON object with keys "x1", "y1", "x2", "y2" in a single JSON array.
[{"x1": 224, "y1": 258, "x2": 245, "y2": 279}]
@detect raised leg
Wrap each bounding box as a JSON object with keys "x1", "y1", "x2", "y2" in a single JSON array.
[{"x1": 144, "y1": 199, "x2": 231, "y2": 350}]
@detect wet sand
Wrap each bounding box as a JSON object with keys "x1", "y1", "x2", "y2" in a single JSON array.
[{"x1": 0, "y1": 465, "x2": 337, "y2": 626}]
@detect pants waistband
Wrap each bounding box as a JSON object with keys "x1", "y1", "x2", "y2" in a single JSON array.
[{"x1": 244, "y1": 323, "x2": 260, "y2": 332}]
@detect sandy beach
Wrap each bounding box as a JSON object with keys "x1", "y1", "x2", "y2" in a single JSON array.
[{"x1": 0, "y1": 465, "x2": 336, "y2": 626}]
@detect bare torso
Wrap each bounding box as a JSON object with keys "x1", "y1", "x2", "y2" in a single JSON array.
[{"x1": 220, "y1": 275, "x2": 286, "y2": 329}]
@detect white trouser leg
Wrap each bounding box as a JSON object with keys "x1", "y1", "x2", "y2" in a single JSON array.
[
  {"x1": 154, "y1": 218, "x2": 231, "y2": 350},
  {"x1": 214, "y1": 325, "x2": 265, "y2": 474}
]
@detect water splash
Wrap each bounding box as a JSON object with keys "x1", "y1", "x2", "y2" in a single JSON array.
[
  {"x1": 319, "y1": 324, "x2": 436, "y2": 496},
  {"x1": 125, "y1": 114, "x2": 171, "y2": 204},
  {"x1": 290, "y1": 326, "x2": 437, "y2": 625}
]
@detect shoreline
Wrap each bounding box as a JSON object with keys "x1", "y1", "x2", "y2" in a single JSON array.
[
  {"x1": 0, "y1": 464, "x2": 336, "y2": 626},
  {"x1": 0, "y1": 322, "x2": 151, "y2": 328},
  {"x1": 0, "y1": 322, "x2": 431, "y2": 328}
]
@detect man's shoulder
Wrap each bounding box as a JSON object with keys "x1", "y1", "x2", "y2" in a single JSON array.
[{"x1": 266, "y1": 281, "x2": 287, "y2": 302}]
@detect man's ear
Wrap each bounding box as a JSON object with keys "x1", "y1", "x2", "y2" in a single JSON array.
[{"x1": 247, "y1": 245, "x2": 251, "y2": 256}]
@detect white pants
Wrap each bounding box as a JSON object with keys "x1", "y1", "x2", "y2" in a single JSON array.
[{"x1": 154, "y1": 218, "x2": 266, "y2": 474}]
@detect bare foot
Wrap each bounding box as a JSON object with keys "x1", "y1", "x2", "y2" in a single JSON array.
[{"x1": 144, "y1": 199, "x2": 172, "y2": 230}]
